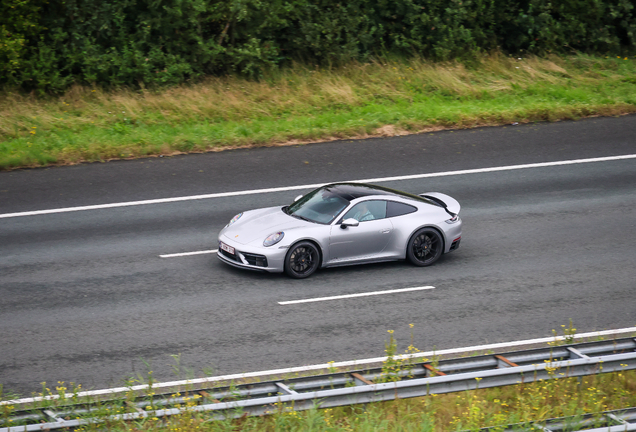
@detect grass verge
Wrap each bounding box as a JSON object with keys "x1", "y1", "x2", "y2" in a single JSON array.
[
  {"x1": 2, "y1": 327, "x2": 636, "y2": 431},
  {"x1": 2, "y1": 365, "x2": 635, "y2": 431},
  {"x1": 1, "y1": 53, "x2": 635, "y2": 170}
]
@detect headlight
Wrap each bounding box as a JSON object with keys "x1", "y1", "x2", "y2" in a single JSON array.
[
  {"x1": 263, "y1": 232, "x2": 284, "y2": 247},
  {"x1": 226, "y1": 213, "x2": 243, "y2": 228}
]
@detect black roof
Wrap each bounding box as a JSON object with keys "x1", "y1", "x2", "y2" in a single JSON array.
[{"x1": 323, "y1": 183, "x2": 434, "y2": 205}]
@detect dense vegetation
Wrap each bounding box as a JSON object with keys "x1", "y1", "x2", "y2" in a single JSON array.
[{"x1": 2, "y1": 0, "x2": 635, "y2": 93}]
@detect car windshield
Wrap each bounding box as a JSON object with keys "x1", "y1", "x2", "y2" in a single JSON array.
[{"x1": 284, "y1": 186, "x2": 350, "y2": 224}]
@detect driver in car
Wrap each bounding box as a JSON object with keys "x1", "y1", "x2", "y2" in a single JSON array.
[{"x1": 353, "y1": 202, "x2": 375, "y2": 222}]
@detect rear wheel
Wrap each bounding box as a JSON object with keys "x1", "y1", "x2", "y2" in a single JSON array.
[
  {"x1": 284, "y1": 242, "x2": 320, "y2": 279},
  {"x1": 407, "y1": 228, "x2": 443, "y2": 267}
]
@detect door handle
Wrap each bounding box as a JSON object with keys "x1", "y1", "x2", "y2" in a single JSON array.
[{"x1": 380, "y1": 229, "x2": 391, "y2": 234}]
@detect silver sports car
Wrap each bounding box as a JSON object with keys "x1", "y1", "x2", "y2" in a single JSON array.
[{"x1": 217, "y1": 183, "x2": 462, "y2": 278}]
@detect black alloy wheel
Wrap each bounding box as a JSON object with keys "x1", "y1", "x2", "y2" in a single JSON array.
[
  {"x1": 284, "y1": 241, "x2": 320, "y2": 279},
  {"x1": 407, "y1": 228, "x2": 443, "y2": 267}
]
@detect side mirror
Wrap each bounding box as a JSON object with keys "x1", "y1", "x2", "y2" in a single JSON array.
[
  {"x1": 340, "y1": 218, "x2": 359, "y2": 229},
  {"x1": 294, "y1": 194, "x2": 303, "y2": 202}
]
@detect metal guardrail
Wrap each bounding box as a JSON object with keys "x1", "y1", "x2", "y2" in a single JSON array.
[{"x1": 2, "y1": 337, "x2": 635, "y2": 431}]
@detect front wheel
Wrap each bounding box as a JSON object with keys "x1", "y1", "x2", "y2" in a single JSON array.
[
  {"x1": 407, "y1": 228, "x2": 443, "y2": 267},
  {"x1": 284, "y1": 242, "x2": 320, "y2": 279}
]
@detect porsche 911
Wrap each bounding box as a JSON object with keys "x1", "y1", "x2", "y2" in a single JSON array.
[{"x1": 217, "y1": 182, "x2": 462, "y2": 278}]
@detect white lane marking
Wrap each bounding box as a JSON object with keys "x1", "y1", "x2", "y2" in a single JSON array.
[
  {"x1": 2, "y1": 154, "x2": 635, "y2": 219},
  {"x1": 278, "y1": 286, "x2": 435, "y2": 305},
  {"x1": 160, "y1": 249, "x2": 217, "y2": 258},
  {"x1": 5, "y1": 326, "x2": 635, "y2": 406}
]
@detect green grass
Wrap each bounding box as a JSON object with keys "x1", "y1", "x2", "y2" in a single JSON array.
[{"x1": 1, "y1": 53, "x2": 635, "y2": 170}]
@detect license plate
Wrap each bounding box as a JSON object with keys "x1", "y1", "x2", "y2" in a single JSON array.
[{"x1": 219, "y1": 242, "x2": 235, "y2": 255}]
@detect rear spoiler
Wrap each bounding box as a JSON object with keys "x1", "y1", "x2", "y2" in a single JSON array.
[{"x1": 419, "y1": 192, "x2": 461, "y2": 217}]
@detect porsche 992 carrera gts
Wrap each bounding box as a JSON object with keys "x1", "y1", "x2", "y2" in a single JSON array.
[{"x1": 218, "y1": 183, "x2": 462, "y2": 278}]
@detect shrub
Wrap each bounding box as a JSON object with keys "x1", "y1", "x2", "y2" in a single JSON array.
[{"x1": 1, "y1": 0, "x2": 635, "y2": 93}]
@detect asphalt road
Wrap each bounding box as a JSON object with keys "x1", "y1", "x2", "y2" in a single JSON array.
[{"x1": 1, "y1": 115, "x2": 635, "y2": 396}]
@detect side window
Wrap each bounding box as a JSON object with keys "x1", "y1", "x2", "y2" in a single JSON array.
[
  {"x1": 342, "y1": 200, "x2": 387, "y2": 222},
  {"x1": 387, "y1": 201, "x2": 417, "y2": 218}
]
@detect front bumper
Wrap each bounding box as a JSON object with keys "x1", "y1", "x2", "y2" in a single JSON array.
[{"x1": 216, "y1": 235, "x2": 287, "y2": 273}]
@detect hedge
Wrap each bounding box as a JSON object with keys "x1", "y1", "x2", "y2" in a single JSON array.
[{"x1": 1, "y1": 0, "x2": 635, "y2": 92}]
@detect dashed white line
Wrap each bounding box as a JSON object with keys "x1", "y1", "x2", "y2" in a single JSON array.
[
  {"x1": 159, "y1": 249, "x2": 217, "y2": 258},
  {"x1": 2, "y1": 154, "x2": 635, "y2": 219},
  {"x1": 278, "y1": 286, "x2": 435, "y2": 305}
]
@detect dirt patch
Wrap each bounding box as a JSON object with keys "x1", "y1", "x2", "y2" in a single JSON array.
[{"x1": 374, "y1": 124, "x2": 408, "y2": 136}]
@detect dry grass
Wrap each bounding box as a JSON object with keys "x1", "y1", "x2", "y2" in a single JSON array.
[
  {"x1": 1, "y1": 53, "x2": 635, "y2": 169},
  {"x1": 0, "y1": 55, "x2": 605, "y2": 137}
]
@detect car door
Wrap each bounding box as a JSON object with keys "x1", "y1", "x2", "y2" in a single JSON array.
[{"x1": 327, "y1": 200, "x2": 393, "y2": 263}]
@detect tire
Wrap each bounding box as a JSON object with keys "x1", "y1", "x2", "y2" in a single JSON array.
[
  {"x1": 284, "y1": 241, "x2": 320, "y2": 279},
  {"x1": 407, "y1": 228, "x2": 443, "y2": 267}
]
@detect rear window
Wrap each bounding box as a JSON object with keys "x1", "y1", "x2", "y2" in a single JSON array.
[{"x1": 387, "y1": 201, "x2": 417, "y2": 218}]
